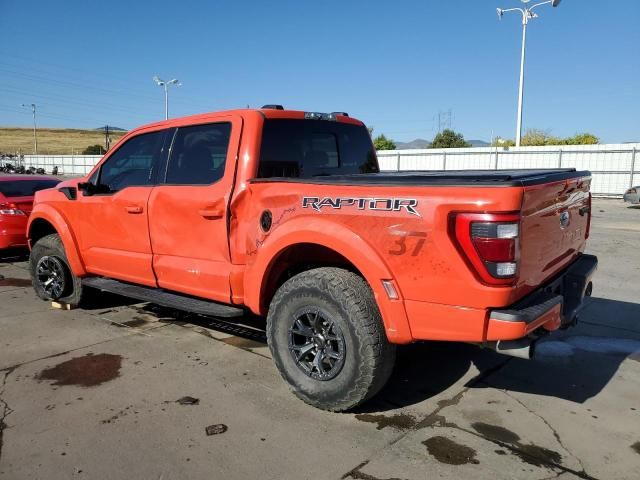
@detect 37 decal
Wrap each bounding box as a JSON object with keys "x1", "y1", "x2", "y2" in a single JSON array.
[
  {"x1": 389, "y1": 232, "x2": 427, "y2": 256},
  {"x1": 302, "y1": 197, "x2": 420, "y2": 216}
]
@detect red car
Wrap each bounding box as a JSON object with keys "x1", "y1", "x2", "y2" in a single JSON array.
[{"x1": 0, "y1": 175, "x2": 61, "y2": 249}]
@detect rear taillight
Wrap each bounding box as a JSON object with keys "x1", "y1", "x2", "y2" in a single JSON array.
[
  {"x1": 452, "y1": 212, "x2": 520, "y2": 286},
  {"x1": 0, "y1": 203, "x2": 26, "y2": 216}
]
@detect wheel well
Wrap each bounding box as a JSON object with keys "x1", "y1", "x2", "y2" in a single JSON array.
[
  {"x1": 29, "y1": 219, "x2": 58, "y2": 246},
  {"x1": 261, "y1": 243, "x2": 362, "y2": 312}
]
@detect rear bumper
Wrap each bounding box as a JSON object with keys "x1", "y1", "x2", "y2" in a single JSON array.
[
  {"x1": 0, "y1": 217, "x2": 29, "y2": 249},
  {"x1": 0, "y1": 232, "x2": 28, "y2": 249},
  {"x1": 623, "y1": 193, "x2": 640, "y2": 204},
  {"x1": 486, "y1": 254, "x2": 598, "y2": 341}
]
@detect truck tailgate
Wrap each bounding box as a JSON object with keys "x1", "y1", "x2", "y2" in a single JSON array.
[{"x1": 517, "y1": 176, "x2": 591, "y2": 298}]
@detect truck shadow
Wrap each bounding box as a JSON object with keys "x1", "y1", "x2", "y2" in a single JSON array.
[
  {"x1": 84, "y1": 291, "x2": 640, "y2": 412},
  {"x1": 0, "y1": 247, "x2": 29, "y2": 263},
  {"x1": 363, "y1": 296, "x2": 640, "y2": 412}
]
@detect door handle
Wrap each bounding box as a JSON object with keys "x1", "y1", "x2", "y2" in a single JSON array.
[
  {"x1": 198, "y1": 208, "x2": 224, "y2": 219},
  {"x1": 125, "y1": 205, "x2": 144, "y2": 214}
]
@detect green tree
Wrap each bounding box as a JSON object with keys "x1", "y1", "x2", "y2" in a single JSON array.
[
  {"x1": 493, "y1": 130, "x2": 600, "y2": 147},
  {"x1": 564, "y1": 133, "x2": 599, "y2": 145},
  {"x1": 491, "y1": 137, "x2": 515, "y2": 147},
  {"x1": 82, "y1": 144, "x2": 106, "y2": 155},
  {"x1": 373, "y1": 133, "x2": 396, "y2": 151},
  {"x1": 430, "y1": 129, "x2": 471, "y2": 148}
]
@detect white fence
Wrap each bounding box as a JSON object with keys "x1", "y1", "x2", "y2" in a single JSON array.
[
  {"x1": 9, "y1": 143, "x2": 639, "y2": 196},
  {"x1": 20, "y1": 154, "x2": 102, "y2": 176},
  {"x1": 378, "y1": 143, "x2": 639, "y2": 197}
]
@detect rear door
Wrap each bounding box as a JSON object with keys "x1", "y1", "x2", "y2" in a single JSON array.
[
  {"x1": 148, "y1": 116, "x2": 242, "y2": 302},
  {"x1": 73, "y1": 129, "x2": 171, "y2": 286}
]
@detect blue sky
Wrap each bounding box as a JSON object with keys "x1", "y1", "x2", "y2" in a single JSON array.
[{"x1": 0, "y1": 0, "x2": 638, "y2": 143}]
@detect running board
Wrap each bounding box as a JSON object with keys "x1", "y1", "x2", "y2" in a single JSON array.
[{"x1": 82, "y1": 277, "x2": 244, "y2": 318}]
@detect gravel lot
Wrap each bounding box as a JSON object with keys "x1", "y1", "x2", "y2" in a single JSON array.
[{"x1": 0, "y1": 199, "x2": 638, "y2": 480}]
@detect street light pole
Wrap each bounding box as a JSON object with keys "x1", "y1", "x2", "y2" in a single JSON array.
[
  {"x1": 153, "y1": 76, "x2": 181, "y2": 120},
  {"x1": 496, "y1": 0, "x2": 562, "y2": 147},
  {"x1": 21, "y1": 103, "x2": 38, "y2": 154},
  {"x1": 516, "y1": 14, "x2": 527, "y2": 148}
]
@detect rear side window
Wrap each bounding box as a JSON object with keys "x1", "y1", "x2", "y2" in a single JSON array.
[
  {"x1": 0, "y1": 179, "x2": 60, "y2": 197},
  {"x1": 99, "y1": 130, "x2": 167, "y2": 192},
  {"x1": 258, "y1": 119, "x2": 379, "y2": 178},
  {"x1": 165, "y1": 123, "x2": 231, "y2": 185}
]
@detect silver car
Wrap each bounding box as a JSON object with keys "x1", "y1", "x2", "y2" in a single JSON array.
[{"x1": 623, "y1": 186, "x2": 640, "y2": 204}]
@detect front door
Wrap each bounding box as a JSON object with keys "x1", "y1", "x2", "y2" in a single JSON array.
[
  {"x1": 148, "y1": 117, "x2": 242, "y2": 302},
  {"x1": 74, "y1": 129, "x2": 170, "y2": 286}
]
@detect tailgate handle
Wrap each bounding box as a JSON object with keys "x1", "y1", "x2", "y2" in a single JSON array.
[
  {"x1": 579, "y1": 206, "x2": 590, "y2": 216},
  {"x1": 199, "y1": 208, "x2": 224, "y2": 219}
]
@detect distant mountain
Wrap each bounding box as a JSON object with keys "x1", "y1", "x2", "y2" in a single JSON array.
[
  {"x1": 468, "y1": 139, "x2": 490, "y2": 147},
  {"x1": 94, "y1": 125, "x2": 126, "y2": 132},
  {"x1": 394, "y1": 139, "x2": 431, "y2": 150}
]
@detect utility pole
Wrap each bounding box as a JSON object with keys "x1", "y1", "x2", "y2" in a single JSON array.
[
  {"x1": 437, "y1": 109, "x2": 452, "y2": 133},
  {"x1": 104, "y1": 125, "x2": 110, "y2": 151},
  {"x1": 21, "y1": 103, "x2": 38, "y2": 154},
  {"x1": 153, "y1": 76, "x2": 181, "y2": 120},
  {"x1": 496, "y1": 0, "x2": 562, "y2": 147}
]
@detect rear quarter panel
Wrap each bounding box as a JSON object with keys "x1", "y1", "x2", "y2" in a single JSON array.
[{"x1": 241, "y1": 182, "x2": 526, "y2": 336}]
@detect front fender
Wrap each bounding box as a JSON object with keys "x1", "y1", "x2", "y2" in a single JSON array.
[
  {"x1": 244, "y1": 217, "x2": 413, "y2": 344},
  {"x1": 28, "y1": 205, "x2": 86, "y2": 276}
]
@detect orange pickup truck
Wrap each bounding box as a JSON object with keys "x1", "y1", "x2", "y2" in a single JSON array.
[{"x1": 27, "y1": 106, "x2": 597, "y2": 411}]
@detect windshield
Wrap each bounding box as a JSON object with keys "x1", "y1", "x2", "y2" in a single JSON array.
[
  {"x1": 0, "y1": 179, "x2": 60, "y2": 198},
  {"x1": 258, "y1": 119, "x2": 379, "y2": 178}
]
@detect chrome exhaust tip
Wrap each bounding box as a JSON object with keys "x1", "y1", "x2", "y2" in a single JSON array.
[{"x1": 487, "y1": 338, "x2": 535, "y2": 360}]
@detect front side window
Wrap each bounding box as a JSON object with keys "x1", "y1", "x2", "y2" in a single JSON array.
[
  {"x1": 98, "y1": 130, "x2": 167, "y2": 193},
  {"x1": 165, "y1": 123, "x2": 231, "y2": 185}
]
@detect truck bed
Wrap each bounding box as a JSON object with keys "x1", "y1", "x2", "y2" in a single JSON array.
[{"x1": 250, "y1": 168, "x2": 590, "y2": 187}]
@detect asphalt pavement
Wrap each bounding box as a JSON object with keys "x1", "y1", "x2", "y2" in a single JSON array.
[{"x1": 0, "y1": 199, "x2": 638, "y2": 480}]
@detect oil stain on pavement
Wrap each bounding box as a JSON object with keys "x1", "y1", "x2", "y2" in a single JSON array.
[
  {"x1": 0, "y1": 278, "x2": 32, "y2": 287},
  {"x1": 422, "y1": 436, "x2": 479, "y2": 465},
  {"x1": 355, "y1": 413, "x2": 418, "y2": 430},
  {"x1": 471, "y1": 422, "x2": 562, "y2": 467},
  {"x1": 37, "y1": 353, "x2": 122, "y2": 387}
]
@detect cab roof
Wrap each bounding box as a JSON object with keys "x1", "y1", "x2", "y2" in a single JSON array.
[{"x1": 132, "y1": 108, "x2": 364, "y2": 134}]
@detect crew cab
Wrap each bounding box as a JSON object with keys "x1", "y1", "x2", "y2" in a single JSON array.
[{"x1": 27, "y1": 107, "x2": 597, "y2": 411}]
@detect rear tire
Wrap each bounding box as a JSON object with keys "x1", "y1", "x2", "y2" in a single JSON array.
[
  {"x1": 30, "y1": 233, "x2": 84, "y2": 305},
  {"x1": 267, "y1": 267, "x2": 396, "y2": 411}
]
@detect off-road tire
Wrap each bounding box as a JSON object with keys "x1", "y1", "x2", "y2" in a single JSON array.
[
  {"x1": 30, "y1": 233, "x2": 84, "y2": 305},
  {"x1": 267, "y1": 267, "x2": 396, "y2": 411}
]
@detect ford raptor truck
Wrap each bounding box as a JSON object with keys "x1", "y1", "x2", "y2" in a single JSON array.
[{"x1": 27, "y1": 106, "x2": 597, "y2": 411}]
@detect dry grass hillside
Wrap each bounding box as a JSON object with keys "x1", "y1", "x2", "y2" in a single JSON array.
[{"x1": 0, "y1": 128, "x2": 127, "y2": 155}]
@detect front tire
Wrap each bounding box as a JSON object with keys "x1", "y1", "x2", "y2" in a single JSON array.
[
  {"x1": 267, "y1": 267, "x2": 396, "y2": 411},
  {"x1": 30, "y1": 233, "x2": 83, "y2": 305}
]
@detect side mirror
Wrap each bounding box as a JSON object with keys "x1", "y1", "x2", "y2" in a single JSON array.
[
  {"x1": 77, "y1": 182, "x2": 96, "y2": 196},
  {"x1": 551, "y1": 0, "x2": 561, "y2": 6}
]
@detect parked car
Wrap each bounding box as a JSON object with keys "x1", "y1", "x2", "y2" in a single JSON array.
[
  {"x1": 623, "y1": 186, "x2": 640, "y2": 204},
  {"x1": 26, "y1": 107, "x2": 597, "y2": 411},
  {"x1": 0, "y1": 175, "x2": 61, "y2": 249}
]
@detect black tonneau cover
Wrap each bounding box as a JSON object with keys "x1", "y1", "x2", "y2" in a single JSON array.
[{"x1": 250, "y1": 168, "x2": 591, "y2": 187}]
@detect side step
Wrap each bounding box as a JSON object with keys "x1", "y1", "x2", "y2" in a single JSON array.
[{"x1": 82, "y1": 277, "x2": 244, "y2": 318}]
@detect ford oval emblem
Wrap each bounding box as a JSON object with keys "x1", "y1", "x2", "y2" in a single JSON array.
[{"x1": 559, "y1": 211, "x2": 571, "y2": 229}]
